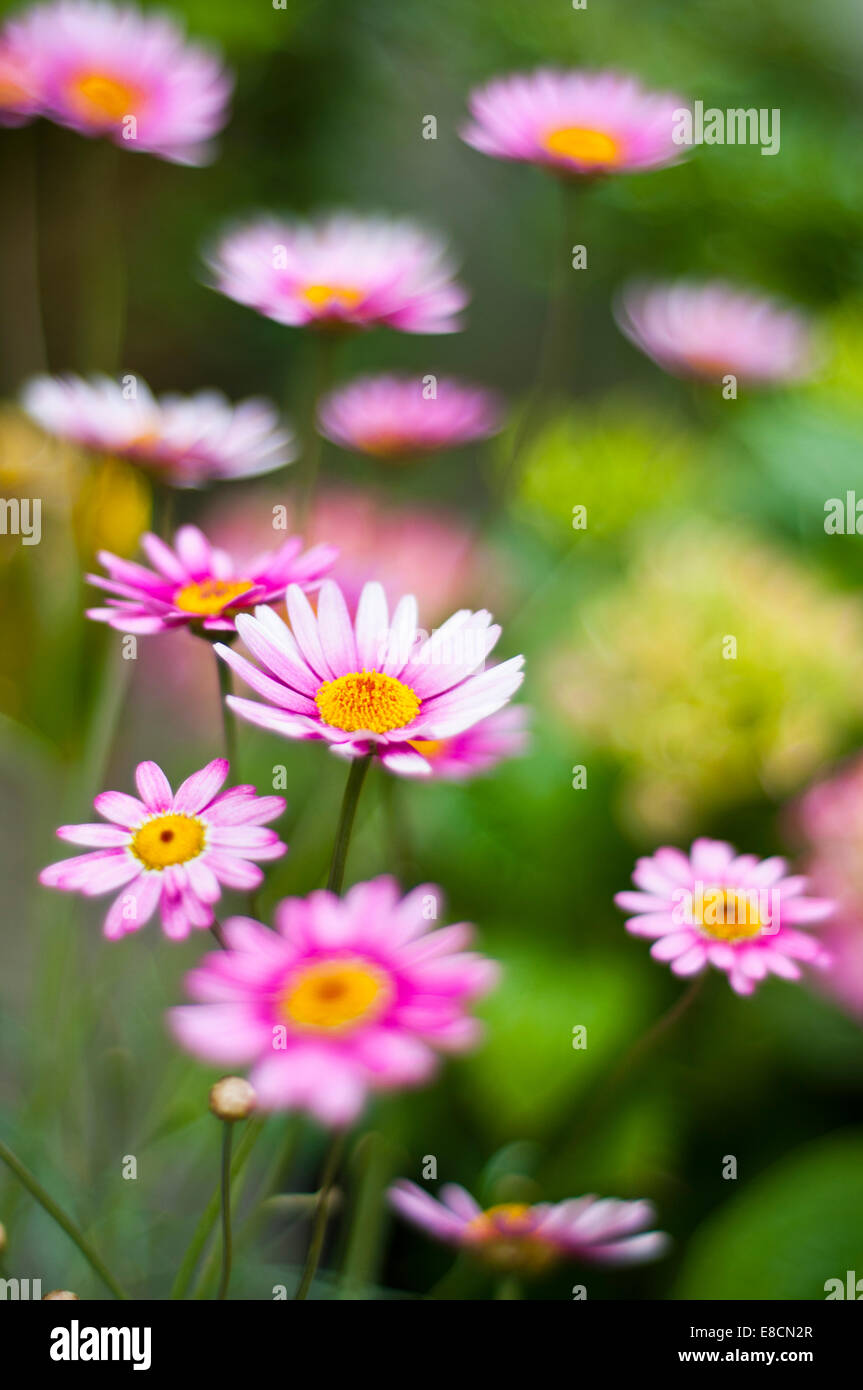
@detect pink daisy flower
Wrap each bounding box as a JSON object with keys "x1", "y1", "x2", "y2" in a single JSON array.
[
  {"x1": 615, "y1": 280, "x2": 817, "y2": 385},
  {"x1": 39, "y1": 759, "x2": 287, "y2": 941},
  {"x1": 205, "y1": 213, "x2": 468, "y2": 334},
  {"x1": 169, "y1": 877, "x2": 499, "y2": 1125},
  {"x1": 4, "y1": 0, "x2": 232, "y2": 164},
  {"x1": 406, "y1": 706, "x2": 529, "y2": 781},
  {"x1": 461, "y1": 69, "x2": 688, "y2": 177},
  {"x1": 214, "y1": 579, "x2": 525, "y2": 779},
  {"x1": 615, "y1": 838, "x2": 834, "y2": 997},
  {"x1": 790, "y1": 757, "x2": 863, "y2": 1022},
  {"x1": 21, "y1": 373, "x2": 293, "y2": 487},
  {"x1": 86, "y1": 523, "x2": 337, "y2": 635},
  {"x1": 389, "y1": 1182, "x2": 669, "y2": 1275},
  {"x1": 317, "y1": 374, "x2": 503, "y2": 460},
  {"x1": 0, "y1": 41, "x2": 38, "y2": 125}
]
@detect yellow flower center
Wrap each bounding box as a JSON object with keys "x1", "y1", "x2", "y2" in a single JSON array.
[
  {"x1": 0, "y1": 76, "x2": 27, "y2": 108},
  {"x1": 408, "y1": 738, "x2": 447, "y2": 760},
  {"x1": 696, "y1": 888, "x2": 764, "y2": 942},
  {"x1": 173, "y1": 578, "x2": 255, "y2": 617},
  {"x1": 542, "y1": 126, "x2": 621, "y2": 166},
  {"x1": 130, "y1": 814, "x2": 205, "y2": 870},
  {"x1": 465, "y1": 1204, "x2": 559, "y2": 1275},
  {"x1": 280, "y1": 958, "x2": 390, "y2": 1032},
  {"x1": 315, "y1": 669, "x2": 420, "y2": 735},
  {"x1": 358, "y1": 431, "x2": 416, "y2": 458},
  {"x1": 301, "y1": 283, "x2": 365, "y2": 314},
  {"x1": 70, "y1": 72, "x2": 139, "y2": 124}
]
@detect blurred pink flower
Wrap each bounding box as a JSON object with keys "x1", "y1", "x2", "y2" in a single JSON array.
[
  {"x1": 792, "y1": 757, "x2": 863, "y2": 1020},
  {"x1": 22, "y1": 373, "x2": 293, "y2": 487},
  {"x1": 4, "y1": 0, "x2": 232, "y2": 163},
  {"x1": 39, "y1": 759, "x2": 286, "y2": 940},
  {"x1": 169, "y1": 877, "x2": 499, "y2": 1125},
  {"x1": 389, "y1": 1182, "x2": 669, "y2": 1273},
  {"x1": 615, "y1": 280, "x2": 817, "y2": 385},
  {"x1": 406, "y1": 705, "x2": 530, "y2": 781},
  {"x1": 318, "y1": 374, "x2": 503, "y2": 460},
  {"x1": 0, "y1": 40, "x2": 38, "y2": 124},
  {"x1": 205, "y1": 213, "x2": 468, "y2": 334},
  {"x1": 615, "y1": 837, "x2": 833, "y2": 997},
  {"x1": 461, "y1": 69, "x2": 687, "y2": 177},
  {"x1": 216, "y1": 578, "x2": 525, "y2": 778},
  {"x1": 87, "y1": 523, "x2": 336, "y2": 634},
  {"x1": 22, "y1": 375, "x2": 293, "y2": 489},
  {"x1": 204, "y1": 485, "x2": 512, "y2": 628}
]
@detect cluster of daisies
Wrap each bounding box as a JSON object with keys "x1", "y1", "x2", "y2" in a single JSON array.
[{"x1": 16, "y1": 0, "x2": 834, "y2": 1286}]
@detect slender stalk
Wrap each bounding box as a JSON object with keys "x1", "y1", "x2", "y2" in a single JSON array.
[
  {"x1": 209, "y1": 920, "x2": 227, "y2": 950},
  {"x1": 570, "y1": 976, "x2": 704, "y2": 1146},
  {"x1": 327, "y1": 754, "x2": 372, "y2": 893},
  {"x1": 495, "y1": 1274, "x2": 522, "y2": 1300},
  {"x1": 0, "y1": 1136, "x2": 127, "y2": 1300},
  {"x1": 294, "y1": 1129, "x2": 346, "y2": 1300},
  {"x1": 494, "y1": 177, "x2": 583, "y2": 508},
  {"x1": 76, "y1": 138, "x2": 126, "y2": 372},
  {"x1": 171, "y1": 1117, "x2": 265, "y2": 1300},
  {"x1": 296, "y1": 333, "x2": 340, "y2": 537},
  {"x1": 339, "y1": 1131, "x2": 394, "y2": 1299},
  {"x1": 192, "y1": 1115, "x2": 301, "y2": 1299},
  {"x1": 216, "y1": 1123, "x2": 234, "y2": 1300},
  {"x1": 215, "y1": 652, "x2": 238, "y2": 773},
  {"x1": 152, "y1": 482, "x2": 175, "y2": 541}
]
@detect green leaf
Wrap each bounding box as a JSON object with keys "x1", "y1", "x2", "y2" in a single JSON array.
[{"x1": 675, "y1": 1131, "x2": 863, "y2": 1299}]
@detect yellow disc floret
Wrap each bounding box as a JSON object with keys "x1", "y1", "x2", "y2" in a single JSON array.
[
  {"x1": 408, "y1": 738, "x2": 447, "y2": 759},
  {"x1": 465, "y1": 1204, "x2": 560, "y2": 1275},
  {"x1": 70, "y1": 73, "x2": 140, "y2": 124},
  {"x1": 280, "y1": 958, "x2": 390, "y2": 1032},
  {"x1": 173, "y1": 578, "x2": 255, "y2": 617},
  {"x1": 315, "y1": 669, "x2": 420, "y2": 735},
  {"x1": 130, "y1": 814, "x2": 205, "y2": 870},
  {"x1": 301, "y1": 284, "x2": 365, "y2": 313},
  {"x1": 696, "y1": 888, "x2": 764, "y2": 943},
  {"x1": 542, "y1": 126, "x2": 621, "y2": 166}
]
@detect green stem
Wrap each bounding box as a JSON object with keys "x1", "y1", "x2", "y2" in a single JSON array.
[
  {"x1": 296, "y1": 333, "x2": 340, "y2": 537},
  {"x1": 495, "y1": 177, "x2": 583, "y2": 508},
  {"x1": 339, "y1": 1131, "x2": 394, "y2": 1299},
  {"x1": 215, "y1": 652, "x2": 238, "y2": 773},
  {"x1": 294, "y1": 1130, "x2": 346, "y2": 1300},
  {"x1": 216, "y1": 1123, "x2": 234, "y2": 1300},
  {"x1": 0, "y1": 1136, "x2": 127, "y2": 1300},
  {"x1": 152, "y1": 481, "x2": 175, "y2": 541},
  {"x1": 171, "y1": 1116, "x2": 265, "y2": 1300},
  {"x1": 495, "y1": 1274, "x2": 522, "y2": 1300},
  {"x1": 327, "y1": 754, "x2": 372, "y2": 894},
  {"x1": 569, "y1": 976, "x2": 704, "y2": 1148}
]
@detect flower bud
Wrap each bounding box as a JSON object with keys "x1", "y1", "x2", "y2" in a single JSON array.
[
  {"x1": 209, "y1": 1076, "x2": 256, "y2": 1122},
  {"x1": 0, "y1": 1221, "x2": 6, "y2": 1254},
  {"x1": 44, "y1": 1290, "x2": 79, "y2": 1300}
]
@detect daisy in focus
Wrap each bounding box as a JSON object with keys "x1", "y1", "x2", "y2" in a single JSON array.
[
  {"x1": 87, "y1": 523, "x2": 337, "y2": 634},
  {"x1": 215, "y1": 579, "x2": 525, "y2": 778},
  {"x1": 3, "y1": 0, "x2": 232, "y2": 164},
  {"x1": 615, "y1": 280, "x2": 817, "y2": 385},
  {"x1": 406, "y1": 706, "x2": 529, "y2": 781},
  {"x1": 389, "y1": 1182, "x2": 669, "y2": 1274},
  {"x1": 317, "y1": 374, "x2": 503, "y2": 460},
  {"x1": 21, "y1": 373, "x2": 293, "y2": 487},
  {"x1": 461, "y1": 69, "x2": 687, "y2": 178},
  {"x1": 169, "y1": 877, "x2": 499, "y2": 1125},
  {"x1": 615, "y1": 837, "x2": 834, "y2": 996},
  {"x1": 205, "y1": 213, "x2": 468, "y2": 334},
  {"x1": 39, "y1": 759, "x2": 286, "y2": 940}
]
